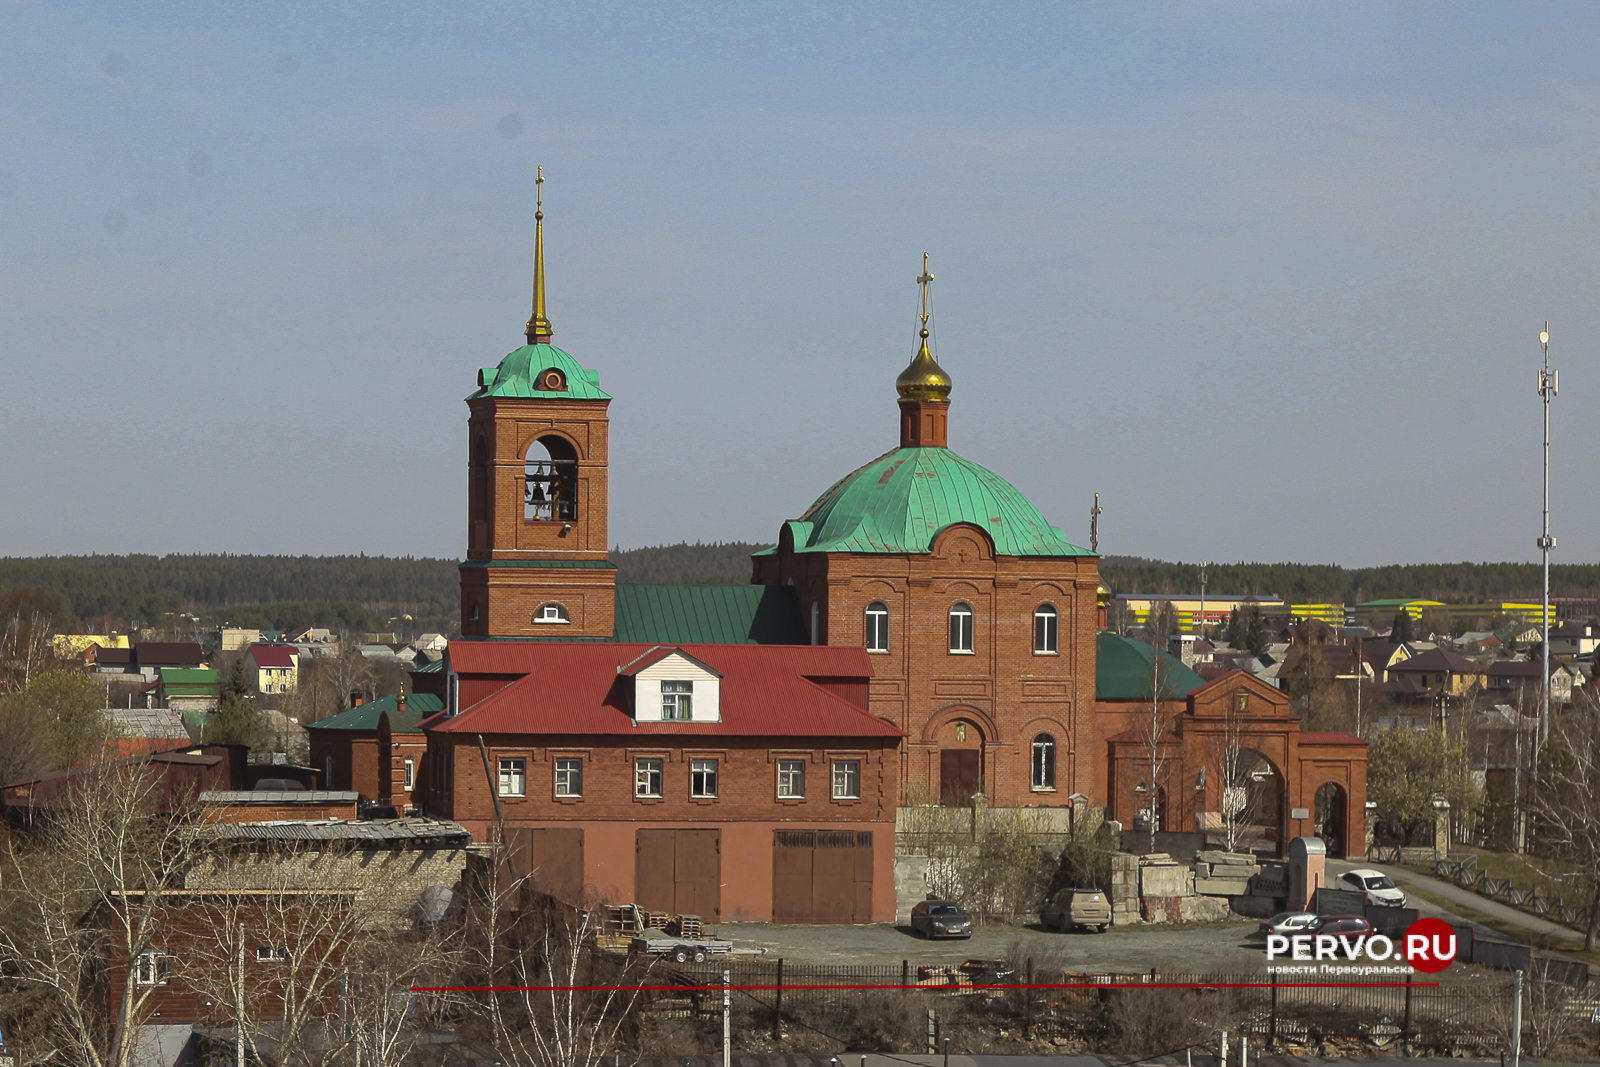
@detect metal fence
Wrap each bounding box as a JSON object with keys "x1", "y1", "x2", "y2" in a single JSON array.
[{"x1": 625, "y1": 960, "x2": 1600, "y2": 1055}]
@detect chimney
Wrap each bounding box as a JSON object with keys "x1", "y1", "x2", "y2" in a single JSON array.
[{"x1": 350, "y1": 690, "x2": 364, "y2": 707}]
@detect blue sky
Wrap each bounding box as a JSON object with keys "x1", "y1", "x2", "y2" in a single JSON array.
[{"x1": 3, "y1": 2, "x2": 1598, "y2": 567}]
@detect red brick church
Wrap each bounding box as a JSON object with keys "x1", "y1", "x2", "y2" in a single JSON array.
[{"x1": 402, "y1": 190, "x2": 1367, "y2": 923}]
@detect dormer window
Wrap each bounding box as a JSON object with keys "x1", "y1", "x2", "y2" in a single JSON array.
[
  {"x1": 661, "y1": 681, "x2": 693, "y2": 720},
  {"x1": 535, "y1": 603, "x2": 570, "y2": 624}
]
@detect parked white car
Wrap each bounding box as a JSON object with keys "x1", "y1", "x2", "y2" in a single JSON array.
[{"x1": 1339, "y1": 868, "x2": 1407, "y2": 907}]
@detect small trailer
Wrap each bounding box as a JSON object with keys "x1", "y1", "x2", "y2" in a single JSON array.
[{"x1": 628, "y1": 928, "x2": 737, "y2": 964}]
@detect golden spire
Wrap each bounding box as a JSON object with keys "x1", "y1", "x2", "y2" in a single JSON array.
[
  {"x1": 524, "y1": 165, "x2": 553, "y2": 345},
  {"x1": 895, "y1": 252, "x2": 952, "y2": 401}
]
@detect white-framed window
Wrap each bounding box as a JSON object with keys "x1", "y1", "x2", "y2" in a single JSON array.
[
  {"x1": 1034, "y1": 604, "x2": 1058, "y2": 654},
  {"x1": 555, "y1": 757, "x2": 583, "y2": 797},
  {"x1": 661, "y1": 680, "x2": 693, "y2": 720},
  {"x1": 134, "y1": 949, "x2": 169, "y2": 986},
  {"x1": 691, "y1": 759, "x2": 719, "y2": 798},
  {"x1": 865, "y1": 602, "x2": 890, "y2": 653},
  {"x1": 535, "y1": 603, "x2": 570, "y2": 624},
  {"x1": 777, "y1": 759, "x2": 806, "y2": 798},
  {"x1": 255, "y1": 945, "x2": 289, "y2": 963},
  {"x1": 832, "y1": 759, "x2": 861, "y2": 799},
  {"x1": 635, "y1": 758, "x2": 664, "y2": 798},
  {"x1": 949, "y1": 602, "x2": 974, "y2": 653},
  {"x1": 403, "y1": 756, "x2": 415, "y2": 791},
  {"x1": 1032, "y1": 734, "x2": 1057, "y2": 790},
  {"x1": 497, "y1": 757, "x2": 526, "y2": 797}
]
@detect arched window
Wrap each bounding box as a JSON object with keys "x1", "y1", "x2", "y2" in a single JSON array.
[
  {"x1": 470, "y1": 601, "x2": 481, "y2": 622},
  {"x1": 865, "y1": 602, "x2": 890, "y2": 653},
  {"x1": 534, "y1": 603, "x2": 569, "y2": 624},
  {"x1": 1034, "y1": 603, "x2": 1059, "y2": 654},
  {"x1": 1031, "y1": 734, "x2": 1056, "y2": 790},
  {"x1": 949, "y1": 602, "x2": 974, "y2": 653},
  {"x1": 470, "y1": 436, "x2": 489, "y2": 547},
  {"x1": 525, "y1": 435, "x2": 577, "y2": 521}
]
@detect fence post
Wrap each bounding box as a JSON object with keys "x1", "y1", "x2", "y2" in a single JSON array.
[
  {"x1": 721, "y1": 969, "x2": 730, "y2": 1067},
  {"x1": 772, "y1": 957, "x2": 783, "y2": 1041},
  {"x1": 902, "y1": 958, "x2": 910, "y2": 989},
  {"x1": 1510, "y1": 970, "x2": 1524, "y2": 1067},
  {"x1": 927, "y1": 1007, "x2": 936, "y2": 1054},
  {"x1": 1269, "y1": 971, "x2": 1278, "y2": 1048},
  {"x1": 1403, "y1": 970, "x2": 1413, "y2": 1041},
  {"x1": 1025, "y1": 957, "x2": 1035, "y2": 1040}
]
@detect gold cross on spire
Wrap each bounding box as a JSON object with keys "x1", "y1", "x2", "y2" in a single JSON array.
[
  {"x1": 525, "y1": 165, "x2": 553, "y2": 344},
  {"x1": 916, "y1": 252, "x2": 935, "y2": 331}
]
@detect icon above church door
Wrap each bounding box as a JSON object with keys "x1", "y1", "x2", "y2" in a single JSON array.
[{"x1": 940, "y1": 750, "x2": 980, "y2": 807}]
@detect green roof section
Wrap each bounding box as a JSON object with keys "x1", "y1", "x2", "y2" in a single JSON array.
[
  {"x1": 613, "y1": 584, "x2": 808, "y2": 645},
  {"x1": 306, "y1": 691, "x2": 444, "y2": 733},
  {"x1": 468, "y1": 343, "x2": 610, "y2": 401},
  {"x1": 159, "y1": 667, "x2": 221, "y2": 695},
  {"x1": 765, "y1": 447, "x2": 1090, "y2": 558},
  {"x1": 1095, "y1": 632, "x2": 1205, "y2": 701}
]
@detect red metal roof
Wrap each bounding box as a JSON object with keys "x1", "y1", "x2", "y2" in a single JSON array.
[
  {"x1": 1299, "y1": 732, "x2": 1367, "y2": 746},
  {"x1": 430, "y1": 642, "x2": 899, "y2": 738},
  {"x1": 247, "y1": 645, "x2": 298, "y2": 668}
]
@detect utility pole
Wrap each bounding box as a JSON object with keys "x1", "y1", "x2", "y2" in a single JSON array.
[
  {"x1": 1536, "y1": 324, "x2": 1557, "y2": 754},
  {"x1": 1199, "y1": 561, "x2": 1211, "y2": 639}
]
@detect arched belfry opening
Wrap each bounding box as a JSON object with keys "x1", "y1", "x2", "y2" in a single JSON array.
[
  {"x1": 469, "y1": 435, "x2": 490, "y2": 549},
  {"x1": 525, "y1": 436, "x2": 578, "y2": 522}
]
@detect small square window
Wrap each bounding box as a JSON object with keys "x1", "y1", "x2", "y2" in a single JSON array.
[
  {"x1": 555, "y1": 757, "x2": 583, "y2": 797},
  {"x1": 635, "y1": 758, "x2": 664, "y2": 798},
  {"x1": 255, "y1": 945, "x2": 290, "y2": 963},
  {"x1": 403, "y1": 756, "x2": 415, "y2": 791},
  {"x1": 498, "y1": 757, "x2": 526, "y2": 797},
  {"x1": 661, "y1": 680, "x2": 693, "y2": 720},
  {"x1": 832, "y1": 760, "x2": 861, "y2": 799},
  {"x1": 691, "y1": 758, "x2": 719, "y2": 798},
  {"x1": 777, "y1": 759, "x2": 806, "y2": 798}
]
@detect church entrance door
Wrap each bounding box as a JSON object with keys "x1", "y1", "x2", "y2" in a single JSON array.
[{"x1": 940, "y1": 750, "x2": 981, "y2": 806}]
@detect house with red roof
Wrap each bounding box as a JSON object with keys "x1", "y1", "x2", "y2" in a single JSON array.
[
  {"x1": 243, "y1": 644, "x2": 299, "y2": 695},
  {"x1": 421, "y1": 641, "x2": 901, "y2": 923}
]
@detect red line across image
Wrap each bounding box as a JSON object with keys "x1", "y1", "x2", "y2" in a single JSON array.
[{"x1": 412, "y1": 982, "x2": 1438, "y2": 992}]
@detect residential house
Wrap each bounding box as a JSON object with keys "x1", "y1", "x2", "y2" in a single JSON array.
[
  {"x1": 1453, "y1": 631, "x2": 1504, "y2": 656},
  {"x1": 285, "y1": 625, "x2": 336, "y2": 644},
  {"x1": 129, "y1": 642, "x2": 205, "y2": 678},
  {"x1": 305, "y1": 689, "x2": 443, "y2": 811},
  {"x1": 1549, "y1": 621, "x2": 1600, "y2": 659},
  {"x1": 158, "y1": 668, "x2": 222, "y2": 713},
  {"x1": 51, "y1": 633, "x2": 130, "y2": 659},
  {"x1": 1486, "y1": 659, "x2": 1578, "y2": 706},
  {"x1": 243, "y1": 644, "x2": 299, "y2": 694},
  {"x1": 211, "y1": 627, "x2": 261, "y2": 652},
  {"x1": 1384, "y1": 647, "x2": 1485, "y2": 701},
  {"x1": 105, "y1": 708, "x2": 195, "y2": 758},
  {"x1": 422, "y1": 641, "x2": 902, "y2": 923}
]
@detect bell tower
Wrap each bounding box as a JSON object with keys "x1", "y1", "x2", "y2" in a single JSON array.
[{"x1": 459, "y1": 168, "x2": 617, "y2": 638}]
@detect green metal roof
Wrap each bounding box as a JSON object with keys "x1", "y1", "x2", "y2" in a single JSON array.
[
  {"x1": 468, "y1": 343, "x2": 610, "y2": 401},
  {"x1": 764, "y1": 447, "x2": 1089, "y2": 558},
  {"x1": 159, "y1": 668, "x2": 221, "y2": 688},
  {"x1": 613, "y1": 584, "x2": 807, "y2": 644},
  {"x1": 305, "y1": 691, "x2": 444, "y2": 733},
  {"x1": 1095, "y1": 632, "x2": 1205, "y2": 701}
]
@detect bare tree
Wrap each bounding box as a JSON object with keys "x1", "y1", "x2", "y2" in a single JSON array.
[
  {"x1": 1530, "y1": 710, "x2": 1600, "y2": 951},
  {"x1": 1206, "y1": 691, "x2": 1269, "y2": 854},
  {"x1": 0, "y1": 765, "x2": 201, "y2": 1067},
  {"x1": 1141, "y1": 608, "x2": 1182, "y2": 852},
  {"x1": 1, "y1": 607, "x2": 59, "y2": 690}
]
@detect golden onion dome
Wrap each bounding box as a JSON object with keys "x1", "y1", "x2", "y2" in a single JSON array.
[
  {"x1": 896, "y1": 329, "x2": 952, "y2": 401},
  {"x1": 1097, "y1": 584, "x2": 1112, "y2": 609}
]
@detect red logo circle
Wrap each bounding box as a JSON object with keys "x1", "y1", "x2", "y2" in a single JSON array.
[{"x1": 1403, "y1": 917, "x2": 1458, "y2": 973}]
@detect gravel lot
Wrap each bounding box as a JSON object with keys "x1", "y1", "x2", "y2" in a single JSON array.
[{"x1": 710, "y1": 920, "x2": 1269, "y2": 972}]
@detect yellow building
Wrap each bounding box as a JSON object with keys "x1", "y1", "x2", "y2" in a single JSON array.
[{"x1": 51, "y1": 634, "x2": 130, "y2": 657}]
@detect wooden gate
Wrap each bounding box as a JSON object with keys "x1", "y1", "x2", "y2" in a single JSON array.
[
  {"x1": 940, "y1": 749, "x2": 980, "y2": 806},
  {"x1": 508, "y1": 828, "x2": 585, "y2": 903},
  {"x1": 771, "y1": 831, "x2": 873, "y2": 923},
  {"x1": 635, "y1": 829, "x2": 721, "y2": 919}
]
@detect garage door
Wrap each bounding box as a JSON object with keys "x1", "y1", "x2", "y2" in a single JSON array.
[
  {"x1": 772, "y1": 831, "x2": 873, "y2": 923},
  {"x1": 507, "y1": 828, "x2": 585, "y2": 904},
  {"x1": 635, "y1": 829, "x2": 721, "y2": 919}
]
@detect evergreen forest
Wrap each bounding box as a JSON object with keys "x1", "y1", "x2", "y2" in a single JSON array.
[{"x1": 4, "y1": 547, "x2": 1597, "y2": 630}]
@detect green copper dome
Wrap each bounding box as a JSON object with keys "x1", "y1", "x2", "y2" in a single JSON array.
[
  {"x1": 469, "y1": 343, "x2": 610, "y2": 401},
  {"x1": 773, "y1": 446, "x2": 1091, "y2": 557}
]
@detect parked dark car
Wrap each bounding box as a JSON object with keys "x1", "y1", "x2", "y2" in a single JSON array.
[
  {"x1": 910, "y1": 900, "x2": 973, "y2": 939},
  {"x1": 1307, "y1": 914, "x2": 1374, "y2": 937}
]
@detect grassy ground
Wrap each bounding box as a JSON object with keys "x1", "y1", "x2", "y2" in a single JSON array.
[{"x1": 1401, "y1": 845, "x2": 1596, "y2": 936}]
